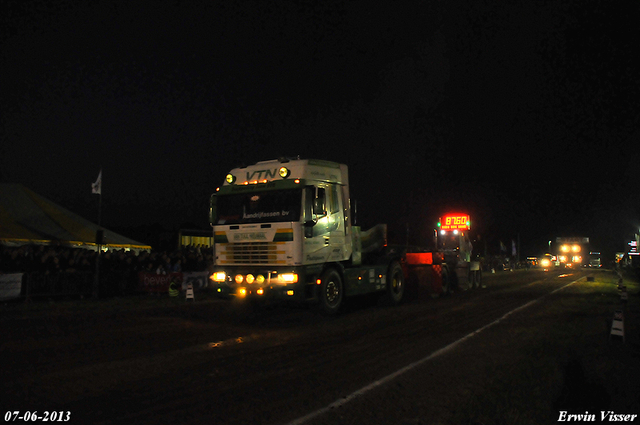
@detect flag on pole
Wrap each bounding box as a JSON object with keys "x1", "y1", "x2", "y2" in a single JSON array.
[{"x1": 91, "y1": 170, "x2": 102, "y2": 195}]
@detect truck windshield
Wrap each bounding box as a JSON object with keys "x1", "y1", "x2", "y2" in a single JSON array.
[
  {"x1": 438, "y1": 233, "x2": 461, "y2": 251},
  {"x1": 215, "y1": 189, "x2": 302, "y2": 225}
]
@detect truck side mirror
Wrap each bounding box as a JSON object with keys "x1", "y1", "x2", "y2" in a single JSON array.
[
  {"x1": 304, "y1": 220, "x2": 315, "y2": 238},
  {"x1": 314, "y1": 188, "x2": 327, "y2": 218},
  {"x1": 314, "y1": 199, "x2": 326, "y2": 217}
]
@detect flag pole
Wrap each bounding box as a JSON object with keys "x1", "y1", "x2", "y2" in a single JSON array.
[
  {"x1": 92, "y1": 168, "x2": 103, "y2": 299},
  {"x1": 98, "y1": 188, "x2": 102, "y2": 227}
]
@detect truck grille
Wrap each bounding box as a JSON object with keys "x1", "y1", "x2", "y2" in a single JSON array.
[{"x1": 219, "y1": 242, "x2": 284, "y2": 265}]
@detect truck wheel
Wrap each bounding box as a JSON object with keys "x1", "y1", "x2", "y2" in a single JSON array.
[
  {"x1": 441, "y1": 267, "x2": 451, "y2": 295},
  {"x1": 384, "y1": 261, "x2": 405, "y2": 305},
  {"x1": 469, "y1": 270, "x2": 477, "y2": 289},
  {"x1": 318, "y1": 268, "x2": 343, "y2": 315}
]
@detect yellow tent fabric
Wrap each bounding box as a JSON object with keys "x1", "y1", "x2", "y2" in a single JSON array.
[{"x1": 0, "y1": 184, "x2": 151, "y2": 250}]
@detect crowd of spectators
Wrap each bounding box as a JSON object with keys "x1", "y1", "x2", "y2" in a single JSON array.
[{"x1": 0, "y1": 244, "x2": 213, "y2": 275}]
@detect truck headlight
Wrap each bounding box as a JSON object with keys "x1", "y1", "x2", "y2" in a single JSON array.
[
  {"x1": 277, "y1": 273, "x2": 298, "y2": 284},
  {"x1": 211, "y1": 272, "x2": 227, "y2": 282}
]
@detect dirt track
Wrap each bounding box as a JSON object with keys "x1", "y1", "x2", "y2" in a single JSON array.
[{"x1": 2, "y1": 268, "x2": 638, "y2": 424}]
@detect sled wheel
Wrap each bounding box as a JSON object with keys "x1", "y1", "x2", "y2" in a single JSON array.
[{"x1": 477, "y1": 270, "x2": 485, "y2": 288}]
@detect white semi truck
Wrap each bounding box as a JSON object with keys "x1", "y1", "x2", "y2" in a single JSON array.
[{"x1": 209, "y1": 158, "x2": 477, "y2": 313}]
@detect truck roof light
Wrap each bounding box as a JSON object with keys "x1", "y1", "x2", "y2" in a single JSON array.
[
  {"x1": 279, "y1": 166, "x2": 291, "y2": 178},
  {"x1": 226, "y1": 174, "x2": 236, "y2": 184}
]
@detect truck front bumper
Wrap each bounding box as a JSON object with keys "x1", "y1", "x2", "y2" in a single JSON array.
[{"x1": 210, "y1": 267, "x2": 315, "y2": 302}]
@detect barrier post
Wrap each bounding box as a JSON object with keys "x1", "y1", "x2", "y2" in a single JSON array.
[
  {"x1": 610, "y1": 310, "x2": 625, "y2": 343},
  {"x1": 186, "y1": 283, "x2": 195, "y2": 301}
]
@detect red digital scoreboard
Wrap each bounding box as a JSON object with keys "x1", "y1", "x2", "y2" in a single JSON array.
[{"x1": 440, "y1": 214, "x2": 470, "y2": 230}]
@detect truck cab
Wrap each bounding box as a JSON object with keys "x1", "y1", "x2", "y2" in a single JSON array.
[{"x1": 209, "y1": 158, "x2": 354, "y2": 303}]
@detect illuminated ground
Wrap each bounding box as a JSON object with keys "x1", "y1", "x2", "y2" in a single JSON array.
[{"x1": 1, "y1": 268, "x2": 638, "y2": 424}]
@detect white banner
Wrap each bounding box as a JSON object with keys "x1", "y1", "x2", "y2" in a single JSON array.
[{"x1": 0, "y1": 273, "x2": 23, "y2": 300}]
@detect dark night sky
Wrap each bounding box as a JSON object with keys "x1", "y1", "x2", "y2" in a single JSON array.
[{"x1": 1, "y1": 0, "x2": 639, "y2": 258}]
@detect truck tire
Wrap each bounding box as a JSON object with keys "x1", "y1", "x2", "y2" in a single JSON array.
[
  {"x1": 441, "y1": 267, "x2": 451, "y2": 295},
  {"x1": 469, "y1": 269, "x2": 477, "y2": 289},
  {"x1": 384, "y1": 261, "x2": 405, "y2": 305},
  {"x1": 318, "y1": 268, "x2": 343, "y2": 315}
]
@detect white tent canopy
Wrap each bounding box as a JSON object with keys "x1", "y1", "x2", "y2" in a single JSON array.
[{"x1": 0, "y1": 184, "x2": 151, "y2": 251}]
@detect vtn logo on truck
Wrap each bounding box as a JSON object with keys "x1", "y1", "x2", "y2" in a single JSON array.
[{"x1": 246, "y1": 169, "x2": 279, "y2": 180}]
